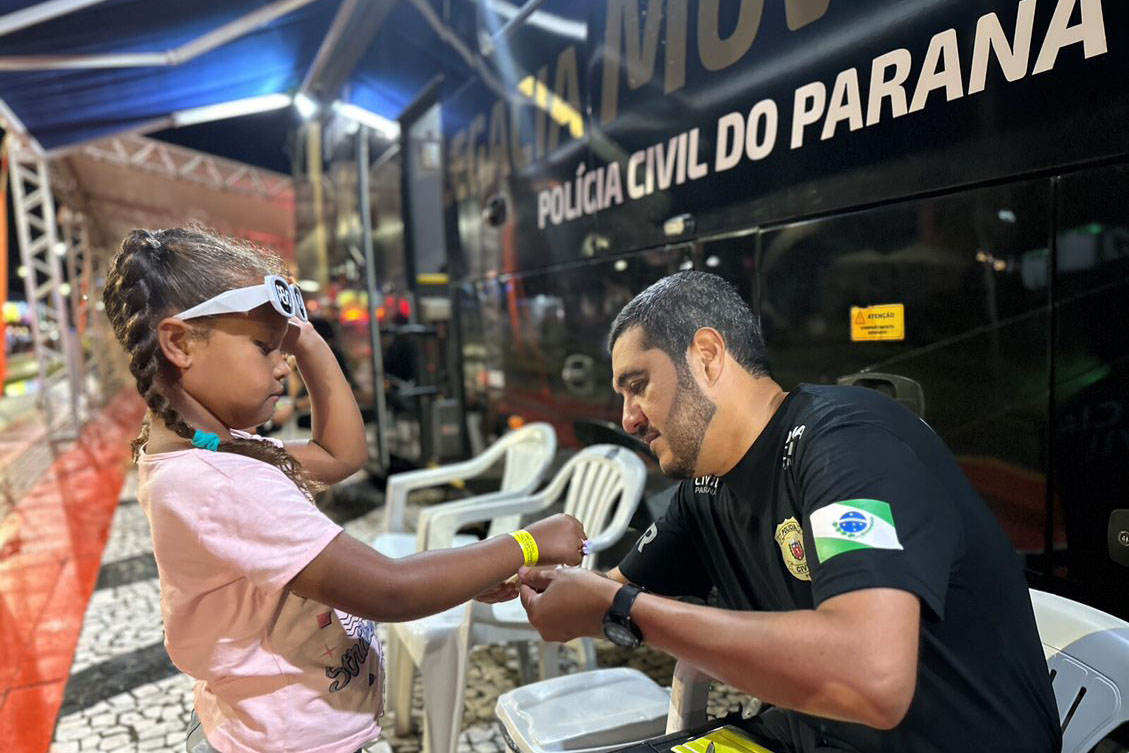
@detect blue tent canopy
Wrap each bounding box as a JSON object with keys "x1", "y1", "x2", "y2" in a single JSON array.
[
  {"x1": 0, "y1": 0, "x2": 476, "y2": 153},
  {"x1": 344, "y1": 1, "x2": 473, "y2": 119}
]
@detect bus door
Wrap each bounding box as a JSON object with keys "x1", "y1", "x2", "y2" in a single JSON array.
[
  {"x1": 381, "y1": 85, "x2": 468, "y2": 466},
  {"x1": 1050, "y1": 163, "x2": 1129, "y2": 616}
]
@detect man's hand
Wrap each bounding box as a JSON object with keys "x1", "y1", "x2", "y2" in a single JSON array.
[{"x1": 518, "y1": 566, "x2": 621, "y2": 642}]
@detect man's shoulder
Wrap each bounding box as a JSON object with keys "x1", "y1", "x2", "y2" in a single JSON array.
[
  {"x1": 788, "y1": 384, "x2": 925, "y2": 445},
  {"x1": 791, "y1": 383, "x2": 868, "y2": 415}
]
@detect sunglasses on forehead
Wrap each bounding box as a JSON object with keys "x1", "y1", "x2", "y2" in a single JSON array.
[{"x1": 173, "y1": 275, "x2": 309, "y2": 322}]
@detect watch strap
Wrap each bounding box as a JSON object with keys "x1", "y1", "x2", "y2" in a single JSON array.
[{"x1": 610, "y1": 583, "x2": 644, "y2": 621}]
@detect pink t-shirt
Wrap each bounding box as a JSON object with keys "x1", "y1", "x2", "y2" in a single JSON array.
[{"x1": 137, "y1": 433, "x2": 383, "y2": 753}]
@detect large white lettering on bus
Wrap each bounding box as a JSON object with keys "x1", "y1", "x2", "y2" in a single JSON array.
[
  {"x1": 600, "y1": 0, "x2": 833, "y2": 124},
  {"x1": 451, "y1": 0, "x2": 836, "y2": 206},
  {"x1": 788, "y1": 0, "x2": 1107, "y2": 150},
  {"x1": 534, "y1": 0, "x2": 1110, "y2": 228}
]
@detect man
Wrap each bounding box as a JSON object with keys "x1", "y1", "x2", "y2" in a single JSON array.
[{"x1": 518, "y1": 272, "x2": 1060, "y2": 753}]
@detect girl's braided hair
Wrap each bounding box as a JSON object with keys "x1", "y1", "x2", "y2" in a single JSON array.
[{"x1": 102, "y1": 227, "x2": 316, "y2": 497}]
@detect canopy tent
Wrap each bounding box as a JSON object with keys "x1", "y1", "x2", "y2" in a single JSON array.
[{"x1": 0, "y1": 0, "x2": 480, "y2": 154}]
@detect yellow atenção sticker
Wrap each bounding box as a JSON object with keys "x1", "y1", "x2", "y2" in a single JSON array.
[{"x1": 850, "y1": 304, "x2": 905, "y2": 342}]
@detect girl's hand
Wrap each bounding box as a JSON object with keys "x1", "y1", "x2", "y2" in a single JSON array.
[
  {"x1": 281, "y1": 318, "x2": 325, "y2": 360},
  {"x1": 475, "y1": 575, "x2": 520, "y2": 604},
  {"x1": 525, "y1": 514, "x2": 587, "y2": 567}
]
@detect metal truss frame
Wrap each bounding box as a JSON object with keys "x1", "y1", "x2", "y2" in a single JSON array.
[
  {"x1": 78, "y1": 133, "x2": 293, "y2": 199},
  {"x1": 7, "y1": 137, "x2": 86, "y2": 441},
  {"x1": 49, "y1": 159, "x2": 128, "y2": 406}
]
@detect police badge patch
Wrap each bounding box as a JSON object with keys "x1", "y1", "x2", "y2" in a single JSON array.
[{"x1": 773, "y1": 517, "x2": 811, "y2": 581}]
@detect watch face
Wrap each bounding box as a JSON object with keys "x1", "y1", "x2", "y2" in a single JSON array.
[{"x1": 603, "y1": 621, "x2": 640, "y2": 648}]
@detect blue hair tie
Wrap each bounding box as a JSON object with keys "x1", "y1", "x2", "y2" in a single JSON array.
[{"x1": 191, "y1": 429, "x2": 221, "y2": 452}]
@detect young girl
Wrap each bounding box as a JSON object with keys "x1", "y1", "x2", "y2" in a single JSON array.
[{"x1": 101, "y1": 227, "x2": 586, "y2": 753}]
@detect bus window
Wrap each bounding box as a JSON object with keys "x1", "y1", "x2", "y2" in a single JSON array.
[{"x1": 757, "y1": 182, "x2": 1052, "y2": 564}]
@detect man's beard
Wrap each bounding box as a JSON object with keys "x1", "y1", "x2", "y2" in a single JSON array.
[{"x1": 660, "y1": 368, "x2": 717, "y2": 480}]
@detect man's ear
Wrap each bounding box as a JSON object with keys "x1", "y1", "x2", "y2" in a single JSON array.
[
  {"x1": 689, "y1": 327, "x2": 726, "y2": 386},
  {"x1": 157, "y1": 317, "x2": 198, "y2": 370}
]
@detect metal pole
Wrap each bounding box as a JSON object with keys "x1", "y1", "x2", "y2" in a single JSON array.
[
  {"x1": 307, "y1": 121, "x2": 329, "y2": 294},
  {"x1": 61, "y1": 209, "x2": 89, "y2": 416},
  {"x1": 357, "y1": 126, "x2": 390, "y2": 471},
  {"x1": 0, "y1": 139, "x2": 8, "y2": 389},
  {"x1": 0, "y1": 0, "x2": 113, "y2": 38},
  {"x1": 51, "y1": 234, "x2": 82, "y2": 428}
]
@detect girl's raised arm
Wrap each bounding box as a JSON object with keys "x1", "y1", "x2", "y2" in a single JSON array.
[{"x1": 282, "y1": 320, "x2": 368, "y2": 484}]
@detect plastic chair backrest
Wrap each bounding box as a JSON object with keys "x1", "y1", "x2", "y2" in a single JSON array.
[
  {"x1": 500, "y1": 424, "x2": 557, "y2": 493},
  {"x1": 1030, "y1": 588, "x2": 1129, "y2": 753},
  {"x1": 383, "y1": 422, "x2": 556, "y2": 532},
  {"x1": 483, "y1": 445, "x2": 646, "y2": 567},
  {"x1": 562, "y1": 446, "x2": 646, "y2": 568}
]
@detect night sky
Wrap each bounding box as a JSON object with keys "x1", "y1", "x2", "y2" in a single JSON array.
[{"x1": 149, "y1": 108, "x2": 300, "y2": 174}]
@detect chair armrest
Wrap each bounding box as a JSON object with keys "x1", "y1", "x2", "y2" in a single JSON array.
[
  {"x1": 417, "y1": 490, "x2": 557, "y2": 551},
  {"x1": 413, "y1": 489, "x2": 528, "y2": 551},
  {"x1": 383, "y1": 459, "x2": 483, "y2": 533},
  {"x1": 667, "y1": 660, "x2": 712, "y2": 734},
  {"x1": 584, "y1": 518, "x2": 634, "y2": 555}
]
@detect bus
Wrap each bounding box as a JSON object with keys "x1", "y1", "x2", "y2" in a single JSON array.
[{"x1": 343, "y1": 0, "x2": 1128, "y2": 618}]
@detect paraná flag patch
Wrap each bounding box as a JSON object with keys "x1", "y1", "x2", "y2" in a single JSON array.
[{"x1": 810, "y1": 499, "x2": 903, "y2": 563}]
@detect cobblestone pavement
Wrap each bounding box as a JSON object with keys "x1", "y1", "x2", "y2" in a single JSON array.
[{"x1": 50, "y1": 472, "x2": 753, "y2": 752}]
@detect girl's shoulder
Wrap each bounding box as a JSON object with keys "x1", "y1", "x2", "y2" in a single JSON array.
[
  {"x1": 140, "y1": 449, "x2": 310, "y2": 525},
  {"x1": 140, "y1": 444, "x2": 289, "y2": 485}
]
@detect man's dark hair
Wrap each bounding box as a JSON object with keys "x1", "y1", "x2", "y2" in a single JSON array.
[{"x1": 607, "y1": 271, "x2": 772, "y2": 378}]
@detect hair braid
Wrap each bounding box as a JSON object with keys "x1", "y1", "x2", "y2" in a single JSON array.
[
  {"x1": 103, "y1": 226, "x2": 320, "y2": 498},
  {"x1": 111, "y1": 238, "x2": 195, "y2": 457}
]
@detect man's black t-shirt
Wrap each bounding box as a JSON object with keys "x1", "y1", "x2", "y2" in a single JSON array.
[{"x1": 619, "y1": 384, "x2": 1061, "y2": 753}]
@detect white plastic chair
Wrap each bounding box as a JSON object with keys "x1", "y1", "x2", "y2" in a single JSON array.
[
  {"x1": 372, "y1": 423, "x2": 556, "y2": 753},
  {"x1": 371, "y1": 422, "x2": 557, "y2": 558},
  {"x1": 1030, "y1": 588, "x2": 1129, "y2": 753},
  {"x1": 388, "y1": 444, "x2": 648, "y2": 753}
]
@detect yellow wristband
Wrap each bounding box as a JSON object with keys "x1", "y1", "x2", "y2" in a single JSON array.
[{"x1": 509, "y1": 529, "x2": 539, "y2": 567}]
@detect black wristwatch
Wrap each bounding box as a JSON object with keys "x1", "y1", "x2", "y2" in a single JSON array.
[{"x1": 602, "y1": 583, "x2": 645, "y2": 648}]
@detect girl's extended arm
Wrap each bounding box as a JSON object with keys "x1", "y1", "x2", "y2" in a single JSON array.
[
  {"x1": 282, "y1": 320, "x2": 368, "y2": 484},
  {"x1": 290, "y1": 514, "x2": 586, "y2": 622}
]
